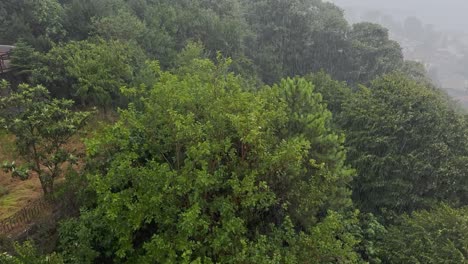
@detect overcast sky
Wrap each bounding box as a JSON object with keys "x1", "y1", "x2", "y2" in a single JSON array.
[{"x1": 328, "y1": 0, "x2": 468, "y2": 32}]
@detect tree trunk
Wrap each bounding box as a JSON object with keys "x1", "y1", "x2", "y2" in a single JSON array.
[{"x1": 39, "y1": 174, "x2": 54, "y2": 198}]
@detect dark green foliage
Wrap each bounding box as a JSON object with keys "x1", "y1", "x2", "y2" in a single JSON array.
[
  {"x1": 354, "y1": 213, "x2": 386, "y2": 264},
  {"x1": 244, "y1": 0, "x2": 349, "y2": 83},
  {"x1": 244, "y1": 0, "x2": 405, "y2": 84},
  {"x1": 341, "y1": 74, "x2": 468, "y2": 214},
  {"x1": 0, "y1": 0, "x2": 65, "y2": 49},
  {"x1": 2, "y1": 0, "x2": 407, "y2": 86},
  {"x1": 138, "y1": 0, "x2": 249, "y2": 68},
  {"x1": 349, "y1": 23, "x2": 404, "y2": 84},
  {"x1": 306, "y1": 71, "x2": 353, "y2": 117},
  {"x1": 91, "y1": 9, "x2": 145, "y2": 42},
  {"x1": 9, "y1": 40, "x2": 42, "y2": 81},
  {"x1": 378, "y1": 205, "x2": 468, "y2": 263},
  {"x1": 60, "y1": 0, "x2": 125, "y2": 40}
]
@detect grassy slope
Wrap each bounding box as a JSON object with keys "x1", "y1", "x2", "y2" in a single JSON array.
[
  {"x1": 0, "y1": 111, "x2": 116, "y2": 220},
  {"x1": 0, "y1": 131, "x2": 42, "y2": 220}
]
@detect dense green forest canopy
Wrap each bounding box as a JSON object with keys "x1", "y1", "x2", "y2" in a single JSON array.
[{"x1": 1, "y1": 0, "x2": 468, "y2": 263}]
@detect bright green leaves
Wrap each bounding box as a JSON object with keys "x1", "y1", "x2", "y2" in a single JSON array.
[
  {"x1": 31, "y1": 39, "x2": 144, "y2": 108},
  {"x1": 0, "y1": 82, "x2": 92, "y2": 195},
  {"x1": 270, "y1": 77, "x2": 354, "y2": 228},
  {"x1": 296, "y1": 211, "x2": 361, "y2": 263},
  {"x1": 1, "y1": 161, "x2": 30, "y2": 180},
  {"x1": 62, "y1": 58, "x2": 357, "y2": 262},
  {"x1": 0, "y1": 241, "x2": 64, "y2": 264}
]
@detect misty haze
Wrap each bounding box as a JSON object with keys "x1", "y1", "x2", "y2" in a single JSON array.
[
  {"x1": 331, "y1": 0, "x2": 468, "y2": 32},
  {"x1": 331, "y1": 0, "x2": 468, "y2": 106}
]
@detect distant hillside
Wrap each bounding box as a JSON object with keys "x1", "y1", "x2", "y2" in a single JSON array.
[{"x1": 333, "y1": 3, "x2": 468, "y2": 105}]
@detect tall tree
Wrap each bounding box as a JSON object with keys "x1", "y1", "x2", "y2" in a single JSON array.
[
  {"x1": 60, "y1": 0, "x2": 125, "y2": 40},
  {"x1": 0, "y1": 82, "x2": 91, "y2": 196},
  {"x1": 349, "y1": 22, "x2": 404, "y2": 84},
  {"x1": 31, "y1": 39, "x2": 144, "y2": 108},
  {"x1": 244, "y1": 0, "x2": 352, "y2": 83},
  {"x1": 58, "y1": 56, "x2": 358, "y2": 262},
  {"x1": 91, "y1": 9, "x2": 145, "y2": 42},
  {"x1": 341, "y1": 73, "x2": 468, "y2": 214},
  {"x1": 138, "y1": 0, "x2": 248, "y2": 68},
  {"x1": 0, "y1": 0, "x2": 66, "y2": 49}
]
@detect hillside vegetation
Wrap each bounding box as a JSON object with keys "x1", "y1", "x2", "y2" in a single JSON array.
[{"x1": 1, "y1": 0, "x2": 468, "y2": 263}]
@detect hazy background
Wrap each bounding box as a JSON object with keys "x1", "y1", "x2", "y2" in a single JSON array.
[
  {"x1": 328, "y1": 0, "x2": 468, "y2": 106},
  {"x1": 330, "y1": 0, "x2": 468, "y2": 33}
]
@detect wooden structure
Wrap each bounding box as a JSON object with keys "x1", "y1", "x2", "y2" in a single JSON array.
[{"x1": 0, "y1": 45, "x2": 14, "y2": 74}]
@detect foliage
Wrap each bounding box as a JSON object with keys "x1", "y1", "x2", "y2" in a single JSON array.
[
  {"x1": 0, "y1": 0, "x2": 65, "y2": 49},
  {"x1": 353, "y1": 213, "x2": 386, "y2": 264},
  {"x1": 1, "y1": 0, "x2": 64, "y2": 50},
  {"x1": 91, "y1": 9, "x2": 145, "y2": 42},
  {"x1": 244, "y1": 0, "x2": 347, "y2": 83},
  {"x1": 349, "y1": 22, "x2": 403, "y2": 84},
  {"x1": 2, "y1": 0, "x2": 468, "y2": 261},
  {"x1": 306, "y1": 71, "x2": 353, "y2": 118},
  {"x1": 58, "y1": 57, "x2": 358, "y2": 262},
  {"x1": 0, "y1": 241, "x2": 63, "y2": 264},
  {"x1": 137, "y1": 0, "x2": 249, "y2": 68},
  {"x1": 9, "y1": 40, "x2": 42, "y2": 81},
  {"x1": 0, "y1": 83, "x2": 91, "y2": 195},
  {"x1": 60, "y1": 0, "x2": 125, "y2": 40},
  {"x1": 378, "y1": 205, "x2": 468, "y2": 263},
  {"x1": 401, "y1": 60, "x2": 431, "y2": 83},
  {"x1": 244, "y1": 0, "x2": 405, "y2": 84},
  {"x1": 340, "y1": 73, "x2": 468, "y2": 214},
  {"x1": 30, "y1": 0, "x2": 67, "y2": 43},
  {"x1": 31, "y1": 39, "x2": 144, "y2": 108}
]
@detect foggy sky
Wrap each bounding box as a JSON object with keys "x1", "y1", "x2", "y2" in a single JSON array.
[{"x1": 328, "y1": 0, "x2": 468, "y2": 33}]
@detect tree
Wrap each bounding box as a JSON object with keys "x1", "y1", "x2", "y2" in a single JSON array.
[
  {"x1": 29, "y1": 0, "x2": 66, "y2": 43},
  {"x1": 0, "y1": 0, "x2": 65, "y2": 49},
  {"x1": 137, "y1": 0, "x2": 248, "y2": 68},
  {"x1": 349, "y1": 22, "x2": 404, "y2": 84},
  {"x1": 378, "y1": 205, "x2": 468, "y2": 263},
  {"x1": 31, "y1": 39, "x2": 144, "y2": 108},
  {"x1": 60, "y1": 0, "x2": 125, "y2": 40},
  {"x1": 306, "y1": 71, "x2": 352, "y2": 118},
  {"x1": 244, "y1": 0, "x2": 352, "y2": 84},
  {"x1": 0, "y1": 82, "x2": 91, "y2": 196},
  {"x1": 91, "y1": 9, "x2": 145, "y2": 42},
  {"x1": 9, "y1": 40, "x2": 43, "y2": 83},
  {"x1": 340, "y1": 73, "x2": 468, "y2": 214},
  {"x1": 58, "y1": 56, "x2": 358, "y2": 262},
  {"x1": 401, "y1": 60, "x2": 430, "y2": 83}
]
